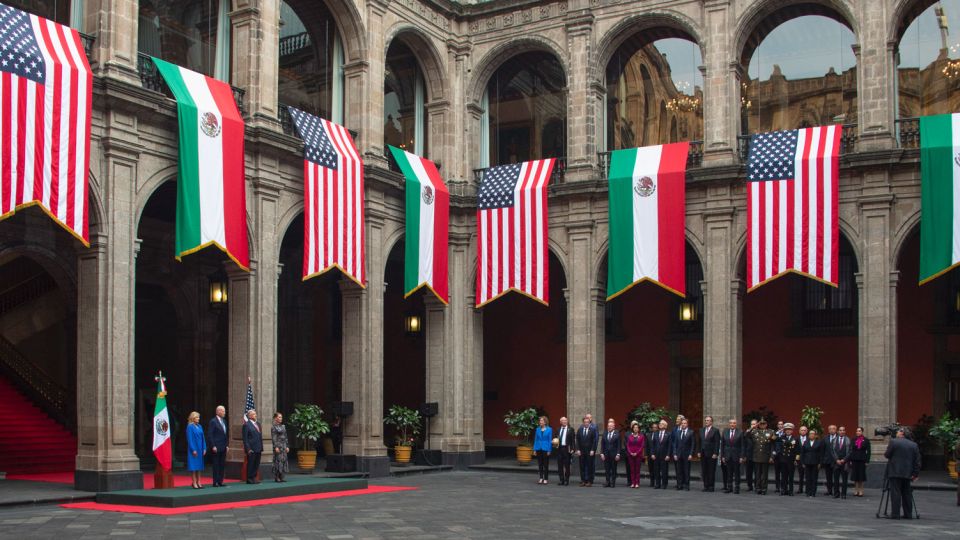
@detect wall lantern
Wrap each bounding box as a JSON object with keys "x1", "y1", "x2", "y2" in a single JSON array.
[
  {"x1": 678, "y1": 301, "x2": 697, "y2": 322},
  {"x1": 405, "y1": 314, "x2": 422, "y2": 335},
  {"x1": 209, "y1": 279, "x2": 228, "y2": 306}
]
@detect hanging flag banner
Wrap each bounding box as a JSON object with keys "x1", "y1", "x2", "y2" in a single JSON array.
[
  {"x1": 0, "y1": 3, "x2": 92, "y2": 245},
  {"x1": 153, "y1": 57, "x2": 249, "y2": 270},
  {"x1": 919, "y1": 113, "x2": 960, "y2": 284},
  {"x1": 476, "y1": 159, "x2": 555, "y2": 307},
  {"x1": 152, "y1": 372, "x2": 172, "y2": 471},
  {"x1": 746, "y1": 125, "x2": 840, "y2": 290},
  {"x1": 606, "y1": 142, "x2": 688, "y2": 300},
  {"x1": 288, "y1": 107, "x2": 366, "y2": 286},
  {"x1": 388, "y1": 146, "x2": 449, "y2": 304}
]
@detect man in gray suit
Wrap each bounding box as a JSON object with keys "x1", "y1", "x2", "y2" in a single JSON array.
[
  {"x1": 831, "y1": 425, "x2": 852, "y2": 499},
  {"x1": 883, "y1": 428, "x2": 921, "y2": 519}
]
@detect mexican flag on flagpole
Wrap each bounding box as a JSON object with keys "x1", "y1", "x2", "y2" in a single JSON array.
[
  {"x1": 152, "y1": 58, "x2": 250, "y2": 270},
  {"x1": 152, "y1": 373, "x2": 172, "y2": 471},
  {"x1": 920, "y1": 113, "x2": 960, "y2": 284},
  {"x1": 388, "y1": 146, "x2": 449, "y2": 304},
  {"x1": 606, "y1": 142, "x2": 689, "y2": 299}
]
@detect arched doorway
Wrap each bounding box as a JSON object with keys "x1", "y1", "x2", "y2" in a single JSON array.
[
  {"x1": 482, "y1": 251, "x2": 566, "y2": 453},
  {"x1": 896, "y1": 0, "x2": 960, "y2": 119},
  {"x1": 278, "y1": 0, "x2": 344, "y2": 123}
]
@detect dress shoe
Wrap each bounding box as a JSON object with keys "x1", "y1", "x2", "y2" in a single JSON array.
[{"x1": 246, "y1": 480, "x2": 256, "y2": 484}]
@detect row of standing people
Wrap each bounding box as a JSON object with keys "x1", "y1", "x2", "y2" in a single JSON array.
[{"x1": 531, "y1": 414, "x2": 875, "y2": 500}]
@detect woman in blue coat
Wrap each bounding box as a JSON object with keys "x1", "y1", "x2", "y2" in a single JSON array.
[
  {"x1": 186, "y1": 411, "x2": 207, "y2": 488},
  {"x1": 533, "y1": 416, "x2": 553, "y2": 485}
]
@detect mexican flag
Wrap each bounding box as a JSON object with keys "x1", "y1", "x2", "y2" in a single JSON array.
[
  {"x1": 152, "y1": 376, "x2": 172, "y2": 471},
  {"x1": 153, "y1": 58, "x2": 250, "y2": 270},
  {"x1": 606, "y1": 142, "x2": 689, "y2": 299},
  {"x1": 920, "y1": 113, "x2": 960, "y2": 284},
  {"x1": 388, "y1": 146, "x2": 449, "y2": 304}
]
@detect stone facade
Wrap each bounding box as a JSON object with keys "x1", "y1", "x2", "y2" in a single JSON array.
[{"x1": 0, "y1": 0, "x2": 942, "y2": 489}]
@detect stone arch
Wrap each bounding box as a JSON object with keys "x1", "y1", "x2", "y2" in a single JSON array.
[
  {"x1": 467, "y1": 36, "x2": 570, "y2": 107},
  {"x1": 276, "y1": 202, "x2": 306, "y2": 260},
  {"x1": 890, "y1": 0, "x2": 940, "y2": 45},
  {"x1": 592, "y1": 11, "x2": 705, "y2": 87},
  {"x1": 732, "y1": 218, "x2": 863, "y2": 278},
  {"x1": 381, "y1": 222, "x2": 408, "y2": 282},
  {"x1": 383, "y1": 24, "x2": 448, "y2": 102},
  {"x1": 893, "y1": 209, "x2": 921, "y2": 270},
  {"x1": 592, "y1": 230, "x2": 708, "y2": 290},
  {"x1": 86, "y1": 171, "x2": 105, "y2": 234},
  {"x1": 734, "y1": 0, "x2": 860, "y2": 67},
  {"x1": 0, "y1": 243, "x2": 79, "y2": 303},
  {"x1": 282, "y1": 0, "x2": 366, "y2": 63}
]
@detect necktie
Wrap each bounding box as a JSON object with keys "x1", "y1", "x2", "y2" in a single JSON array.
[{"x1": 253, "y1": 421, "x2": 260, "y2": 433}]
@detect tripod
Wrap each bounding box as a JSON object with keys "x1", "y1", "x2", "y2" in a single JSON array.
[{"x1": 876, "y1": 468, "x2": 919, "y2": 519}]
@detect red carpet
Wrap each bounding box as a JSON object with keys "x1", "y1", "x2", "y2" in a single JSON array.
[
  {"x1": 6, "y1": 471, "x2": 237, "y2": 488},
  {"x1": 61, "y1": 485, "x2": 417, "y2": 515},
  {"x1": 0, "y1": 375, "x2": 76, "y2": 474}
]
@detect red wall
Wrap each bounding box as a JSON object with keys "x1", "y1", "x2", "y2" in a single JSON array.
[
  {"x1": 742, "y1": 276, "x2": 858, "y2": 427},
  {"x1": 896, "y1": 235, "x2": 936, "y2": 425}
]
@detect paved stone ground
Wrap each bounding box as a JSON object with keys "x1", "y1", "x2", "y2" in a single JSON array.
[{"x1": 0, "y1": 471, "x2": 956, "y2": 539}]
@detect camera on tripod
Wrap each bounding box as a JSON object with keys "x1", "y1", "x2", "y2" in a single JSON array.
[{"x1": 874, "y1": 424, "x2": 909, "y2": 438}]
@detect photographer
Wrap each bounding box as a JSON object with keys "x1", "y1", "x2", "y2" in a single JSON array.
[{"x1": 883, "y1": 428, "x2": 921, "y2": 519}]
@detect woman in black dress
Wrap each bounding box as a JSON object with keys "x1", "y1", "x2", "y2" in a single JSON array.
[{"x1": 848, "y1": 426, "x2": 871, "y2": 497}]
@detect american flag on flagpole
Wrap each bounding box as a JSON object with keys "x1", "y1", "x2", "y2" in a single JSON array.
[
  {"x1": 0, "y1": 3, "x2": 91, "y2": 244},
  {"x1": 287, "y1": 107, "x2": 365, "y2": 286},
  {"x1": 243, "y1": 378, "x2": 255, "y2": 420},
  {"x1": 476, "y1": 159, "x2": 554, "y2": 307},
  {"x1": 746, "y1": 125, "x2": 840, "y2": 290}
]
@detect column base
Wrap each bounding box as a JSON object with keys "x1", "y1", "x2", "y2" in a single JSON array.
[
  {"x1": 358, "y1": 456, "x2": 391, "y2": 477},
  {"x1": 75, "y1": 468, "x2": 144, "y2": 492},
  {"x1": 441, "y1": 451, "x2": 485, "y2": 469}
]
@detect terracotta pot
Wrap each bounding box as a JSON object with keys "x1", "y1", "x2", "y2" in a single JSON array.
[
  {"x1": 297, "y1": 449, "x2": 317, "y2": 471},
  {"x1": 395, "y1": 445, "x2": 413, "y2": 464},
  {"x1": 516, "y1": 445, "x2": 533, "y2": 464},
  {"x1": 948, "y1": 459, "x2": 958, "y2": 480}
]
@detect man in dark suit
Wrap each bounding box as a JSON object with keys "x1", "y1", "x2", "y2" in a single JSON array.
[
  {"x1": 672, "y1": 418, "x2": 694, "y2": 490},
  {"x1": 775, "y1": 423, "x2": 800, "y2": 496},
  {"x1": 800, "y1": 429, "x2": 824, "y2": 496},
  {"x1": 575, "y1": 415, "x2": 598, "y2": 486},
  {"x1": 796, "y1": 425, "x2": 809, "y2": 494},
  {"x1": 884, "y1": 429, "x2": 921, "y2": 519},
  {"x1": 555, "y1": 416, "x2": 575, "y2": 485},
  {"x1": 699, "y1": 415, "x2": 721, "y2": 492},
  {"x1": 242, "y1": 409, "x2": 263, "y2": 484},
  {"x1": 646, "y1": 422, "x2": 659, "y2": 487},
  {"x1": 831, "y1": 425, "x2": 852, "y2": 499},
  {"x1": 650, "y1": 419, "x2": 672, "y2": 489},
  {"x1": 720, "y1": 418, "x2": 745, "y2": 493},
  {"x1": 823, "y1": 424, "x2": 838, "y2": 495},
  {"x1": 774, "y1": 421, "x2": 785, "y2": 493},
  {"x1": 206, "y1": 405, "x2": 229, "y2": 487},
  {"x1": 744, "y1": 419, "x2": 757, "y2": 491},
  {"x1": 670, "y1": 415, "x2": 685, "y2": 489},
  {"x1": 599, "y1": 419, "x2": 621, "y2": 488}
]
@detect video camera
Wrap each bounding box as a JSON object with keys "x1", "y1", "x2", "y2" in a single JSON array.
[{"x1": 874, "y1": 423, "x2": 912, "y2": 439}]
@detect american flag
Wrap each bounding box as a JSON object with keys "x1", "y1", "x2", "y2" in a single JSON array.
[
  {"x1": 0, "y1": 3, "x2": 91, "y2": 244},
  {"x1": 476, "y1": 159, "x2": 554, "y2": 307},
  {"x1": 288, "y1": 107, "x2": 365, "y2": 286},
  {"x1": 243, "y1": 379, "x2": 255, "y2": 420},
  {"x1": 746, "y1": 125, "x2": 840, "y2": 290}
]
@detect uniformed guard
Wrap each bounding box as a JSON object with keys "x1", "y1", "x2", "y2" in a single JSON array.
[
  {"x1": 775, "y1": 423, "x2": 800, "y2": 496},
  {"x1": 749, "y1": 418, "x2": 777, "y2": 495}
]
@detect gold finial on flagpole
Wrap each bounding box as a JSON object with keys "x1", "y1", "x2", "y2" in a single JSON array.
[{"x1": 155, "y1": 371, "x2": 167, "y2": 397}]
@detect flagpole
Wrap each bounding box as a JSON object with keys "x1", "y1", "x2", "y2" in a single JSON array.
[{"x1": 153, "y1": 371, "x2": 174, "y2": 489}]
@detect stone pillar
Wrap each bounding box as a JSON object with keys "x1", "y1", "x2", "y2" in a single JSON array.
[
  {"x1": 565, "y1": 224, "x2": 604, "y2": 422},
  {"x1": 91, "y1": 0, "x2": 140, "y2": 83},
  {"x1": 857, "y1": 194, "x2": 898, "y2": 459},
  {"x1": 225, "y1": 264, "x2": 262, "y2": 476},
  {"x1": 701, "y1": 206, "x2": 741, "y2": 423},
  {"x1": 446, "y1": 41, "x2": 472, "y2": 181},
  {"x1": 562, "y1": 11, "x2": 595, "y2": 182},
  {"x1": 74, "y1": 135, "x2": 143, "y2": 491},
  {"x1": 230, "y1": 0, "x2": 281, "y2": 126},
  {"x1": 701, "y1": 0, "x2": 737, "y2": 165},
  {"x1": 359, "y1": 0, "x2": 389, "y2": 168},
  {"x1": 854, "y1": 0, "x2": 896, "y2": 151},
  {"x1": 424, "y1": 231, "x2": 484, "y2": 467}
]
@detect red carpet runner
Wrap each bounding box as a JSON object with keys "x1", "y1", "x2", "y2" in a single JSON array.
[{"x1": 0, "y1": 375, "x2": 76, "y2": 474}]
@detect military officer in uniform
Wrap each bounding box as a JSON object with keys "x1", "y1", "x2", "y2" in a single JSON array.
[
  {"x1": 749, "y1": 419, "x2": 777, "y2": 495},
  {"x1": 744, "y1": 419, "x2": 758, "y2": 491},
  {"x1": 775, "y1": 423, "x2": 800, "y2": 496}
]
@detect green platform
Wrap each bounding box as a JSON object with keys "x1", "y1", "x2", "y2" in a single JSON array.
[{"x1": 96, "y1": 477, "x2": 368, "y2": 508}]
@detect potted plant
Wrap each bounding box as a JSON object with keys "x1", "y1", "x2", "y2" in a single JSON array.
[
  {"x1": 383, "y1": 405, "x2": 422, "y2": 464},
  {"x1": 928, "y1": 412, "x2": 960, "y2": 479},
  {"x1": 503, "y1": 407, "x2": 539, "y2": 464},
  {"x1": 800, "y1": 405, "x2": 824, "y2": 435},
  {"x1": 288, "y1": 403, "x2": 330, "y2": 471},
  {"x1": 625, "y1": 402, "x2": 672, "y2": 431}
]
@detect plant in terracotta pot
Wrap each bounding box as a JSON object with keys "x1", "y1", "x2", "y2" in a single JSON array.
[
  {"x1": 800, "y1": 405, "x2": 824, "y2": 435},
  {"x1": 928, "y1": 412, "x2": 960, "y2": 479},
  {"x1": 384, "y1": 405, "x2": 422, "y2": 464},
  {"x1": 504, "y1": 407, "x2": 539, "y2": 464},
  {"x1": 288, "y1": 403, "x2": 330, "y2": 471}
]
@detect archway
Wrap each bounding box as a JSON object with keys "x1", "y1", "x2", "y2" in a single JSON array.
[
  {"x1": 278, "y1": 0, "x2": 344, "y2": 122},
  {"x1": 896, "y1": 0, "x2": 960, "y2": 120},
  {"x1": 482, "y1": 251, "x2": 566, "y2": 453}
]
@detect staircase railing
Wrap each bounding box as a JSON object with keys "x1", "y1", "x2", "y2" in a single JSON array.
[
  {"x1": 0, "y1": 335, "x2": 73, "y2": 431},
  {"x1": 0, "y1": 273, "x2": 57, "y2": 316}
]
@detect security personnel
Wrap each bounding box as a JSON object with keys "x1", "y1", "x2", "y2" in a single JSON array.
[
  {"x1": 749, "y1": 418, "x2": 777, "y2": 495},
  {"x1": 775, "y1": 423, "x2": 800, "y2": 496}
]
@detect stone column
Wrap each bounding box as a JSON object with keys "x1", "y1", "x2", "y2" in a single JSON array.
[
  {"x1": 225, "y1": 263, "x2": 261, "y2": 476},
  {"x1": 565, "y1": 224, "x2": 604, "y2": 422},
  {"x1": 854, "y1": 1, "x2": 896, "y2": 151},
  {"x1": 358, "y1": 0, "x2": 388, "y2": 168},
  {"x1": 701, "y1": 0, "x2": 737, "y2": 165},
  {"x1": 701, "y1": 206, "x2": 741, "y2": 423},
  {"x1": 446, "y1": 41, "x2": 472, "y2": 181},
  {"x1": 562, "y1": 11, "x2": 595, "y2": 182},
  {"x1": 230, "y1": 0, "x2": 281, "y2": 126},
  {"x1": 74, "y1": 136, "x2": 143, "y2": 491},
  {"x1": 91, "y1": 0, "x2": 140, "y2": 83}
]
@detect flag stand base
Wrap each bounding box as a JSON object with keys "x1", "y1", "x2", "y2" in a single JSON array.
[{"x1": 153, "y1": 466, "x2": 174, "y2": 489}]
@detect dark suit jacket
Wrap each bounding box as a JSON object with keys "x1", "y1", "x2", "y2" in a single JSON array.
[
  {"x1": 671, "y1": 428, "x2": 695, "y2": 458},
  {"x1": 884, "y1": 437, "x2": 921, "y2": 479},
  {"x1": 242, "y1": 420, "x2": 263, "y2": 453},
  {"x1": 700, "y1": 426, "x2": 721, "y2": 458},
  {"x1": 207, "y1": 416, "x2": 229, "y2": 452},
  {"x1": 575, "y1": 424, "x2": 598, "y2": 453},
  {"x1": 822, "y1": 435, "x2": 839, "y2": 464},
  {"x1": 800, "y1": 439, "x2": 824, "y2": 466},
  {"x1": 720, "y1": 428, "x2": 745, "y2": 461},
  {"x1": 830, "y1": 435, "x2": 852, "y2": 462},
  {"x1": 649, "y1": 429, "x2": 672, "y2": 460},
  {"x1": 600, "y1": 430, "x2": 621, "y2": 457},
  {"x1": 644, "y1": 431, "x2": 658, "y2": 459},
  {"x1": 555, "y1": 425, "x2": 576, "y2": 452},
  {"x1": 775, "y1": 435, "x2": 800, "y2": 462}
]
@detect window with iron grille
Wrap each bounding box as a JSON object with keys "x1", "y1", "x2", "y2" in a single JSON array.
[{"x1": 801, "y1": 246, "x2": 856, "y2": 329}]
